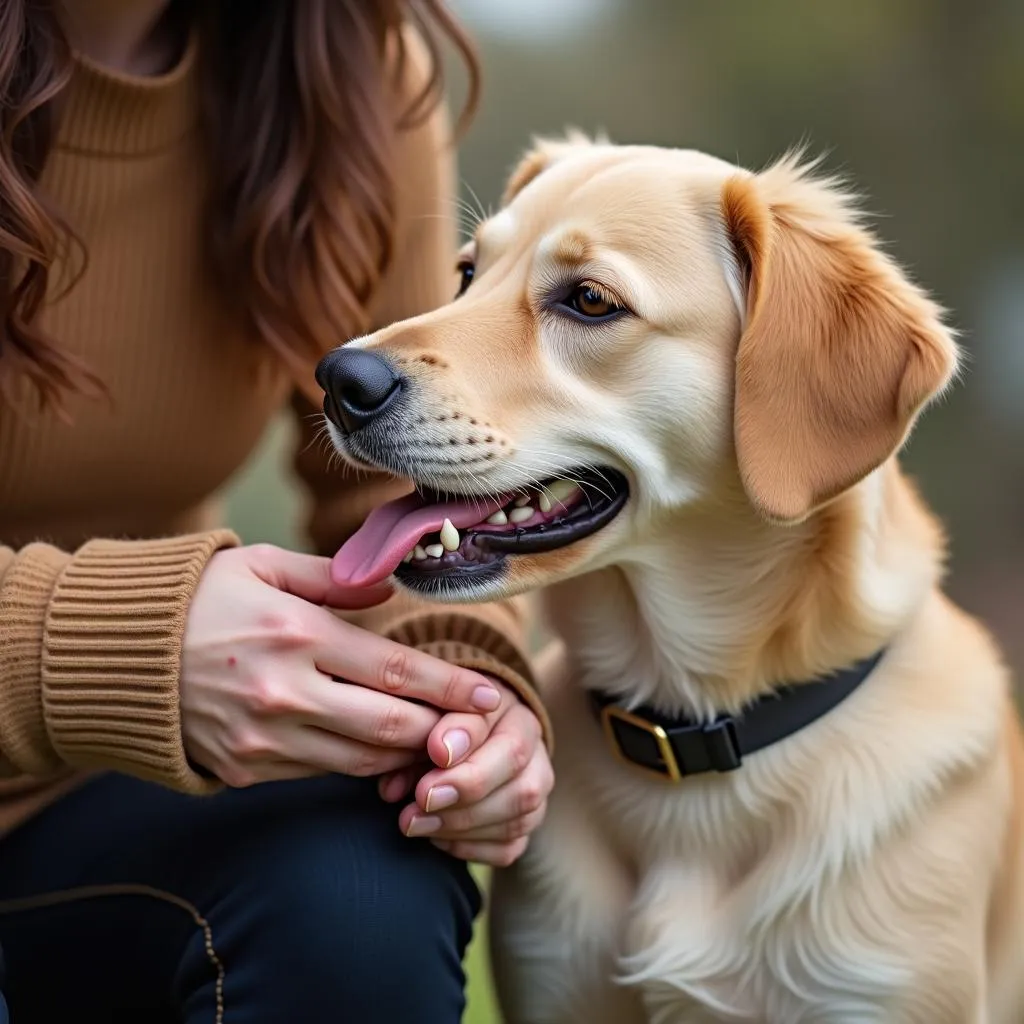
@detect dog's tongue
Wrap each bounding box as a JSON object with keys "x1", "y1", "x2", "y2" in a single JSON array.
[{"x1": 331, "y1": 490, "x2": 511, "y2": 588}]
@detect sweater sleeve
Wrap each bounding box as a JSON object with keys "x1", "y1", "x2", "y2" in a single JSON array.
[
  {"x1": 289, "y1": 30, "x2": 551, "y2": 749},
  {"x1": 0, "y1": 532, "x2": 238, "y2": 791}
]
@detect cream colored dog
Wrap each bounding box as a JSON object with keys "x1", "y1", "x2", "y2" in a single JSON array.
[{"x1": 319, "y1": 135, "x2": 1024, "y2": 1023}]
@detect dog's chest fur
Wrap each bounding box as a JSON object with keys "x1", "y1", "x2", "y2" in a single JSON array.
[{"x1": 490, "y1": 577, "x2": 1010, "y2": 1024}]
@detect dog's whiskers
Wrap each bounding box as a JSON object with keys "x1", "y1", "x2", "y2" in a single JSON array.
[{"x1": 460, "y1": 180, "x2": 490, "y2": 229}]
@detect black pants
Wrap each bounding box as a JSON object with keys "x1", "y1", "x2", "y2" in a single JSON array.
[{"x1": 0, "y1": 773, "x2": 481, "y2": 1022}]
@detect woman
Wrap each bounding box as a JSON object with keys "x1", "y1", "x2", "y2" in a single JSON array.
[{"x1": 0, "y1": 1, "x2": 553, "y2": 1021}]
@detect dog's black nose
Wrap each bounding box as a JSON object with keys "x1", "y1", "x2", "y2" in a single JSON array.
[{"x1": 315, "y1": 348, "x2": 404, "y2": 433}]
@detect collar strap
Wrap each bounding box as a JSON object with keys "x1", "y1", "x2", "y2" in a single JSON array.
[{"x1": 590, "y1": 649, "x2": 885, "y2": 783}]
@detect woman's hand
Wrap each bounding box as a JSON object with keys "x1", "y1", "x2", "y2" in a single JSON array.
[
  {"x1": 180, "y1": 544, "x2": 502, "y2": 788},
  {"x1": 382, "y1": 681, "x2": 554, "y2": 867}
]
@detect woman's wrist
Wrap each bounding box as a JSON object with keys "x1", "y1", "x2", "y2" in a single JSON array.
[{"x1": 41, "y1": 531, "x2": 237, "y2": 792}]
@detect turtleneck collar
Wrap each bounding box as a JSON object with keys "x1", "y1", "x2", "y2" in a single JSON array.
[{"x1": 56, "y1": 28, "x2": 199, "y2": 158}]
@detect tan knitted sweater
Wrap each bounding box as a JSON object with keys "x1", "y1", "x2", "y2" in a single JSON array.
[{"x1": 0, "y1": 33, "x2": 543, "y2": 837}]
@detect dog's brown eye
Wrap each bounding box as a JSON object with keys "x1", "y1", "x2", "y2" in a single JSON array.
[
  {"x1": 568, "y1": 284, "x2": 620, "y2": 319},
  {"x1": 455, "y1": 261, "x2": 475, "y2": 298}
]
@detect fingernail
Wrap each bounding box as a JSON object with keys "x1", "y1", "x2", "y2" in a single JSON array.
[
  {"x1": 405, "y1": 814, "x2": 442, "y2": 837},
  {"x1": 472, "y1": 684, "x2": 501, "y2": 711},
  {"x1": 442, "y1": 729, "x2": 471, "y2": 767},
  {"x1": 425, "y1": 785, "x2": 458, "y2": 813}
]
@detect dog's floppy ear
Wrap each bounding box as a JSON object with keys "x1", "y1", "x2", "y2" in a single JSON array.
[
  {"x1": 502, "y1": 129, "x2": 606, "y2": 205},
  {"x1": 721, "y1": 154, "x2": 959, "y2": 524}
]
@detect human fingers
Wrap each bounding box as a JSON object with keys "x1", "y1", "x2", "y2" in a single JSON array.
[
  {"x1": 378, "y1": 763, "x2": 429, "y2": 803},
  {"x1": 211, "y1": 719, "x2": 420, "y2": 787},
  {"x1": 299, "y1": 676, "x2": 441, "y2": 750},
  {"x1": 399, "y1": 746, "x2": 552, "y2": 838},
  {"x1": 309, "y1": 616, "x2": 501, "y2": 714},
  {"x1": 430, "y1": 837, "x2": 530, "y2": 869},
  {"x1": 242, "y1": 544, "x2": 393, "y2": 610},
  {"x1": 412, "y1": 701, "x2": 543, "y2": 814}
]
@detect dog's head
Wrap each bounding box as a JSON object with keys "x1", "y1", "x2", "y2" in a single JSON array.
[{"x1": 319, "y1": 135, "x2": 958, "y2": 603}]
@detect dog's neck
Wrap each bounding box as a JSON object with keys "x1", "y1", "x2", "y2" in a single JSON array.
[{"x1": 543, "y1": 463, "x2": 945, "y2": 720}]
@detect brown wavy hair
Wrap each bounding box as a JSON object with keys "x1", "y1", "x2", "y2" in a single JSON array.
[{"x1": 0, "y1": 0, "x2": 479, "y2": 415}]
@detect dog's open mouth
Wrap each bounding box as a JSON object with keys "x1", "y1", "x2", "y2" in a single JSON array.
[{"x1": 331, "y1": 467, "x2": 629, "y2": 592}]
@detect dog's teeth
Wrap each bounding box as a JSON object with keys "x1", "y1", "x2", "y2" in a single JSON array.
[
  {"x1": 424, "y1": 543, "x2": 445, "y2": 558},
  {"x1": 538, "y1": 492, "x2": 553, "y2": 513},
  {"x1": 513, "y1": 495, "x2": 531, "y2": 508},
  {"x1": 403, "y1": 550, "x2": 414, "y2": 563},
  {"x1": 413, "y1": 545, "x2": 428, "y2": 561},
  {"x1": 440, "y1": 518, "x2": 460, "y2": 552},
  {"x1": 486, "y1": 509, "x2": 508, "y2": 525},
  {"x1": 546, "y1": 479, "x2": 578, "y2": 503},
  {"x1": 509, "y1": 506, "x2": 534, "y2": 524}
]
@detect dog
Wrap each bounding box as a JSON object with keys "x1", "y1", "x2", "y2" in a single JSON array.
[{"x1": 317, "y1": 134, "x2": 1024, "y2": 1023}]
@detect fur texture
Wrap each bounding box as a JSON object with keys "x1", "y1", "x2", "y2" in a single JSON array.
[{"x1": 329, "y1": 135, "x2": 1023, "y2": 1023}]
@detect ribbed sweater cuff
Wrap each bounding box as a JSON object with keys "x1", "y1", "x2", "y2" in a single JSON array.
[
  {"x1": 0, "y1": 545, "x2": 74, "y2": 775},
  {"x1": 384, "y1": 612, "x2": 553, "y2": 753},
  {"x1": 41, "y1": 531, "x2": 240, "y2": 793}
]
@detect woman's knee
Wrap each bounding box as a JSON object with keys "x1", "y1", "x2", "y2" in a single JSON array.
[{"x1": 198, "y1": 785, "x2": 482, "y2": 1021}]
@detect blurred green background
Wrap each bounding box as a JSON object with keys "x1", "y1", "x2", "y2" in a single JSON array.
[{"x1": 221, "y1": 2, "x2": 1023, "y2": 1020}]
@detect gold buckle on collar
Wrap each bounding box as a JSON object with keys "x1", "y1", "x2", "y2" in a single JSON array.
[{"x1": 599, "y1": 703, "x2": 683, "y2": 783}]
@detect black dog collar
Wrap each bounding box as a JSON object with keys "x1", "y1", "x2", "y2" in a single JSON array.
[{"x1": 590, "y1": 649, "x2": 885, "y2": 782}]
